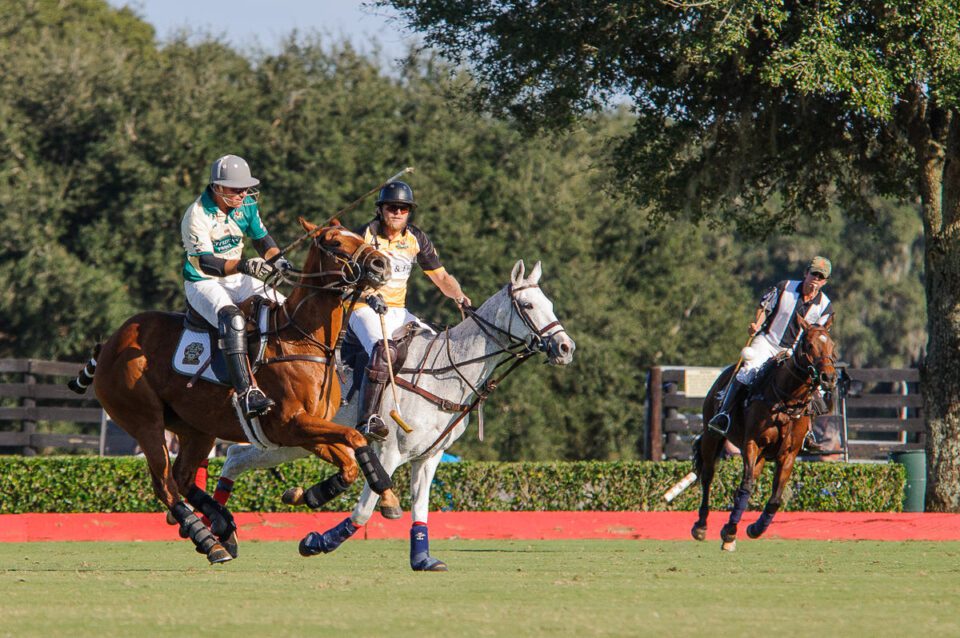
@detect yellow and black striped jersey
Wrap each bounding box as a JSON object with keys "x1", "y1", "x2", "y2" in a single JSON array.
[{"x1": 356, "y1": 220, "x2": 445, "y2": 308}]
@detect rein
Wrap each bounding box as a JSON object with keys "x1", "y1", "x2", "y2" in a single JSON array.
[{"x1": 397, "y1": 284, "x2": 567, "y2": 456}]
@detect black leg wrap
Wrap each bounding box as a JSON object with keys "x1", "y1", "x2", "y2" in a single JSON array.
[
  {"x1": 304, "y1": 473, "x2": 352, "y2": 510},
  {"x1": 355, "y1": 445, "x2": 393, "y2": 494},
  {"x1": 186, "y1": 486, "x2": 236, "y2": 539},
  {"x1": 171, "y1": 502, "x2": 219, "y2": 555}
]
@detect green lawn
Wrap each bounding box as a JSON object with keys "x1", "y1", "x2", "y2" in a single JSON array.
[{"x1": 1, "y1": 540, "x2": 957, "y2": 637}]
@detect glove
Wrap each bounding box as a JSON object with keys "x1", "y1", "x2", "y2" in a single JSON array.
[
  {"x1": 365, "y1": 293, "x2": 388, "y2": 315},
  {"x1": 239, "y1": 257, "x2": 276, "y2": 280},
  {"x1": 275, "y1": 257, "x2": 293, "y2": 272}
]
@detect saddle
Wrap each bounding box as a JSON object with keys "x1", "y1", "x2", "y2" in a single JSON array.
[
  {"x1": 339, "y1": 321, "x2": 429, "y2": 404},
  {"x1": 172, "y1": 297, "x2": 276, "y2": 386}
]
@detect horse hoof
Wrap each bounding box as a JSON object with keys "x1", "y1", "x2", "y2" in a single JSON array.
[
  {"x1": 207, "y1": 543, "x2": 233, "y2": 564},
  {"x1": 721, "y1": 540, "x2": 737, "y2": 552},
  {"x1": 282, "y1": 487, "x2": 305, "y2": 506},
  {"x1": 298, "y1": 532, "x2": 322, "y2": 557},
  {"x1": 412, "y1": 557, "x2": 448, "y2": 572},
  {"x1": 165, "y1": 510, "x2": 178, "y2": 526},
  {"x1": 221, "y1": 531, "x2": 239, "y2": 558},
  {"x1": 746, "y1": 524, "x2": 762, "y2": 539},
  {"x1": 691, "y1": 524, "x2": 707, "y2": 542},
  {"x1": 380, "y1": 505, "x2": 403, "y2": 519}
]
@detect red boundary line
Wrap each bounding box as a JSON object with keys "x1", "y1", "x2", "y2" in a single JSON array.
[{"x1": 2, "y1": 512, "x2": 959, "y2": 542}]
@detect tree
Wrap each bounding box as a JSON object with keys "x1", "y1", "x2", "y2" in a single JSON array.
[{"x1": 383, "y1": 0, "x2": 960, "y2": 508}]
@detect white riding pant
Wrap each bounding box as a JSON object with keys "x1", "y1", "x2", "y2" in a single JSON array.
[
  {"x1": 348, "y1": 305, "x2": 432, "y2": 355},
  {"x1": 184, "y1": 274, "x2": 286, "y2": 328},
  {"x1": 735, "y1": 333, "x2": 787, "y2": 385}
]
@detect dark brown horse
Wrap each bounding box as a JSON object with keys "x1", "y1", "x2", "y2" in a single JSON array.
[
  {"x1": 692, "y1": 316, "x2": 837, "y2": 551},
  {"x1": 70, "y1": 219, "x2": 398, "y2": 563}
]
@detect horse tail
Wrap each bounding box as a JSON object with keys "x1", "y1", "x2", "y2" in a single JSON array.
[
  {"x1": 692, "y1": 434, "x2": 704, "y2": 475},
  {"x1": 67, "y1": 343, "x2": 102, "y2": 395}
]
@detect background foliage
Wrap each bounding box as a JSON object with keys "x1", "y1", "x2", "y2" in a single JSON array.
[
  {"x1": 0, "y1": 0, "x2": 926, "y2": 461},
  {"x1": 0, "y1": 457, "x2": 904, "y2": 513}
]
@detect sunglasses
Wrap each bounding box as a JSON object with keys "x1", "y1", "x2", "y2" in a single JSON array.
[
  {"x1": 383, "y1": 204, "x2": 410, "y2": 214},
  {"x1": 810, "y1": 272, "x2": 827, "y2": 281}
]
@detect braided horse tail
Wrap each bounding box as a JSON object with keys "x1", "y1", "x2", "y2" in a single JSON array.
[{"x1": 67, "y1": 344, "x2": 102, "y2": 395}]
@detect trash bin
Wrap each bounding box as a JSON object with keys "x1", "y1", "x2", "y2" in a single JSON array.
[{"x1": 890, "y1": 449, "x2": 926, "y2": 512}]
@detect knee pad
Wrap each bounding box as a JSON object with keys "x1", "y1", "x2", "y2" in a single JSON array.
[{"x1": 217, "y1": 307, "x2": 246, "y2": 353}]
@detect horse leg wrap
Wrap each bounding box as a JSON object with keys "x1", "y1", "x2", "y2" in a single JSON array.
[
  {"x1": 298, "y1": 517, "x2": 359, "y2": 557},
  {"x1": 728, "y1": 486, "x2": 751, "y2": 525},
  {"x1": 186, "y1": 486, "x2": 236, "y2": 539},
  {"x1": 410, "y1": 523, "x2": 447, "y2": 571},
  {"x1": 303, "y1": 473, "x2": 351, "y2": 510},
  {"x1": 171, "y1": 502, "x2": 219, "y2": 555},
  {"x1": 747, "y1": 503, "x2": 780, "y2": 539},
  {"x1": 355, "y1": 445, "x2": 393, "y2": 493}
]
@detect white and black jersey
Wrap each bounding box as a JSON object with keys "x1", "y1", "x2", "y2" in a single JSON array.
[{"x1": 760, "y1": 280, "x2": 833, "y2": 348}]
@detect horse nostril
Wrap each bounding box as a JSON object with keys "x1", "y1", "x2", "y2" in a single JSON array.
[{"x1": 560, "y1": 343, "x2": 570, "y2": 354}]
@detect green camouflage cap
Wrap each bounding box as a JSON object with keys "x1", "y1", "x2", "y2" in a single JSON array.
[{"x1": 808, "y1": 256, "x2": 832, "y2": 278}]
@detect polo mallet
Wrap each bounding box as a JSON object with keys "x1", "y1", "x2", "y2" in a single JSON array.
[
  {"x1": 268, "y1": 167, "x2": 415, "y2": 263},
  {"x1": 663, "y1": 471, "x2": 698, "y2": 502},
  {"x1": 379, "y1": 313, "x2": 414, "y2": 434}
]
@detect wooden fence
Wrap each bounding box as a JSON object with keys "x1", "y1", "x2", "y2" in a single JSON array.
[
  {"x1": 646, "y1": 365, "x2": 923, "y2": 461},
  {"x1": 0, "y1": 358, "x2": 115, "y2": 455}
]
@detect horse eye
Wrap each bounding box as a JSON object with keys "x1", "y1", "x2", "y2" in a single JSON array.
[{"x1": 522, "y1": 302, "x2": 534, "y2": 310}]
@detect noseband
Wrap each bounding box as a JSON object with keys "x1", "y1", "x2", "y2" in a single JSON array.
[{"x1": 463, "y1": 283, "x2": 568, "y2": 356}]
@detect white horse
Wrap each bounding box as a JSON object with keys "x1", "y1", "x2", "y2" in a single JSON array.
[{"x1": 218, "y1": 259, "x2": 575, "y2": 570}]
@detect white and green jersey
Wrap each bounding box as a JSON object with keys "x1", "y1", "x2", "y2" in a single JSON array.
[{"x1": 181, "y1": 188, "x2": 268, "y2": 282}]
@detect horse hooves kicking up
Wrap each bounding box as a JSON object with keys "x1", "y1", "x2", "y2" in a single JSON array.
[
  {"x1": 721, "y1": 540, "x2": 737, "y2": 552},
  {"x1": 282, "y1": 487, "x2": 305, "y2": 506},
  {"x1": 691, "y1": 524, "x2": 707, "y2": 542}
]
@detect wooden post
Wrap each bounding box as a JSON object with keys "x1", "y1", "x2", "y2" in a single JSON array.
[
  {"x1": 22, "y1": 364, "x2": 37, "y2": 456},
  {"x1": 647, "y1": 367, "x2": 663, "y2": 461}
]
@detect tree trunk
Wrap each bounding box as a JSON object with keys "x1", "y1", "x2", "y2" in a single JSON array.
[
  {"x1": 922, "y1": 240, "x2": 960, "y2": 511},
  {"x1": 920, "y1": 115, "x2": 960, "y2": 511}
]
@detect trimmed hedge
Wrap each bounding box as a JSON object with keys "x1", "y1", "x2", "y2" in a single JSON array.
[{"x1": 0, "y1": 457, "x2": 904, "y2": 513}]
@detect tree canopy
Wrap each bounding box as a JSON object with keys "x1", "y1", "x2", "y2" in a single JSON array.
[{"x1": 0, "y1": 1, "x2": 929, "y2": 467}]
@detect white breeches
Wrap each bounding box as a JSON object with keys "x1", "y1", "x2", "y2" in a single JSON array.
[
  {"x1": 735, "y1": 333, "x2": 787, "y2": 384},
  {"x1": 184, "y1": 274, "x2": 286, "y2": 328},
  {"x1": 348, "y1": 305, "x2": 430, "y2": 355}
]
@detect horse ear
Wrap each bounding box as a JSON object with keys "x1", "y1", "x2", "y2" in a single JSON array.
[
  {"x1": 798, "y1": 315, "x2": 811, "y2": 332},
  {"x1": 299, "y1": 217, "x2": 316, "y2": 233},
  {"x1": 329, "y1": 218, "x2": 342, "y2": 227},
  {"x1": 824, "y1": 315, "x2": 834, "y2": 331},
  {"x1": 529, "y1": 260, "x2": 542, "y2": 284},
  {"x1": 511, "y1": 260, "x2": 525, "y2": 285}
]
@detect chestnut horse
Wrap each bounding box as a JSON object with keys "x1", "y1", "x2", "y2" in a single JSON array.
[
  {"x1": 692, "y1": 316, "x2": 837, "y2": 551},
  {"x1": 69, "y1": 219, "x2": 397, "y2": 563}
]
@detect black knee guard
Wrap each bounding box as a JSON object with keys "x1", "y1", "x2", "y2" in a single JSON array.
[
  {"x1": 355, "y1": 445, "x2": 393, "y2": 493},
  {"x1": 303, "y1": 473, "x2": 352, "y2": 509}
]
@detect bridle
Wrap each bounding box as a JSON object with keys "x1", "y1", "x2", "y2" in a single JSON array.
[
  {"x1": 766, "y1": 329, "x2": 837, "y2": 416},
  {"x1": 462, "y1": 283, "x2": 568, "y2": 357}
]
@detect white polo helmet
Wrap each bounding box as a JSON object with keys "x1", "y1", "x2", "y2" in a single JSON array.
[{"x1": 210, "y1": 155, "x2": 260, "y2": 189}]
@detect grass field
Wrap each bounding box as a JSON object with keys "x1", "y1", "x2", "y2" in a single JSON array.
[{"x1": 1, "y1": 539, "x2": 958, "y2": 637}]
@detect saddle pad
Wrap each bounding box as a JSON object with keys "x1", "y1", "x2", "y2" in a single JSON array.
[
  {"x1": 172, "y1": 329, "x2": 230, "y2": 386},
  {"x1": 171, "y1": 304, "x2": 273, "y2": 386}
]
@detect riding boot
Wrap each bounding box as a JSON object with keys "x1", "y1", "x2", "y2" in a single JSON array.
[
  {"x1": 218, "y1": 307, "x2": 275, "y2": 418},
  {"x1": 356, "y1": 375, "x2": 389, "y2": 441},
  {"x1": 707, "y1": 378, "x2": 746, "y2": 436}
]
